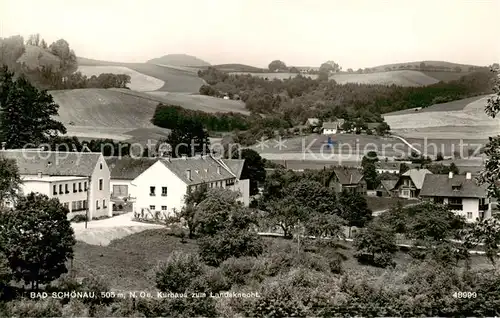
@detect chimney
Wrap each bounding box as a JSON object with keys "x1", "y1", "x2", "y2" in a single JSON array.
[
  {"x1": 186, "y1": 169, "x2": 191, "y2": 180},
  {"x1": 37, "y1": 171, "x2": 42, "y2": 178},
  {"x1": 466, "y1": 172, "x2": 472, "y2": 180},
  {"x1": 217, "y1": 166, "x2": 221, "y2": 174},
  {"x1": 448, "y1": 172, "x2": 453, "y2": 179},
  {"x1": 1, "y1": 142, "x2": 5, "y2": 150}
]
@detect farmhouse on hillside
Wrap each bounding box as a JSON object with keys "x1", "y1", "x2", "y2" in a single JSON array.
[
  {"x1": 0, "y1": 149, "x2": 111, "y2": 220},
  {"x1": 322, "y1": 119, "x2": 345, "y2": 135},
  {"x1": 375, "y1": 161, "x2": 402, "y2": 174},
  {"x1": 393, "y1": 168, "x2": 432, "y2": 199},
  {"x1": 106, "y1": 155, "x2": 249, "y2": 219},
  {"x1": 327, "y1": 167, "x2": 366, "y2": 195},
  {"x1": 420, "y1": 172, "x2": 491, "y2": 222}
]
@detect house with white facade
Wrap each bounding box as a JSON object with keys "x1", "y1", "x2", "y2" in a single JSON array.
[
  {"x1": 106, "y1": 155, "x2": 249, "y2": 219},
  {"x1": 393, "y1": 168, "x2": 432, "y2": 199},
  {"x1": 0, "y1": 149, "x2": 111, "y2": 220},
  {"x1": 375, "y1": 161, "x2": 402, "y2": 174},
  {"x1": 420, "y1": 172, "x2": 492, "y2": 222},
  {"x1": 321, "y1": 119, "x2": 345, "y2": 135}
]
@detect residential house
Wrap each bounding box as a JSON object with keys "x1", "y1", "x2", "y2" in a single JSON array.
[
  {"x1": 322, "y1": 119, "x2": 345, "y2": 135},
  {"x1": 305, "y1": 118, "x2": 320, "y2": 127},
  {"x1": 376, "y1": 180, "x2": 398, "y2": 197},
  {"x1": 420, "y1": 172, "x2": 491, "y2": 222},
  {"x1": 393, "y1": 168, "x2": 432, "y2": 199},
  {"x1": 107, "y1": 155, "x2": 249, "y2": 218},
  {"x1": 327, "y1": 167, "x2": 366, "y2": 195},
  {"x1": 375, "y1": 161, "x2": 401, "y2": 174},
  {"x1": 0, "y1": 149, "x2": 111, "y2": 220}
]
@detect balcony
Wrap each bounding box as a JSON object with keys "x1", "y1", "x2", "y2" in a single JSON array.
[
  {"x1": 479, "y1": 204, "x2": 489, "y2": 211},
  {"x1": 111, "y1": 194, "x2": 136, "y2": 202}
]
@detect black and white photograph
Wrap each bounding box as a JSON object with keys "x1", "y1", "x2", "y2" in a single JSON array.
[{"x1": 0, "y1": 0, "x2": 499, "y2": 316}]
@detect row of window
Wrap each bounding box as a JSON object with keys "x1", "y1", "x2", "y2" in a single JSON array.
[
  {"x1": 149, "y1": 186, "x2": 168, "y2": 196},
  {"x1": 53, "y1": 179, "x2": 104, "y2": 195},
  {"x1": 63, "y1": 199, "x2": 107, "y2": 211},
  {"x1": 149, "y1": 205, "x2": 167, "y2": 211},
  {"x1": 188, "y1": 179, "x2": 236, "y2": 193}
]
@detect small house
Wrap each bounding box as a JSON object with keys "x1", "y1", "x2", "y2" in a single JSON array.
[{"x1": 393, "y1": 168, "x2": 432, "y2": 199}]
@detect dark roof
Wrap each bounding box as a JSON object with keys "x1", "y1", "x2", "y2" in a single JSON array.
[
  {"x1": 0, "y1": 149, "x2": 102, "y2": 177},
  {"x1": 160, "y1": 155, "x2": 235, "y2": 185},
  {"x1": 221, "y1": 159, "x2": 245, "y2": 179},
  {"x1": 420, "y1": 174, "x2": 488, "y2": 198},
  {"x1": 375, "y1": 161, "x2": 402, "y2": 170},
  {"x1": 106, "y1": 157, "x2": 157, "y2": 180},
  {"x1": 332, "y1": 167, "x2": 364, "y2": 185},
  {"x1": 379, "y1": 180, "x2": 397, "y2": 191}
]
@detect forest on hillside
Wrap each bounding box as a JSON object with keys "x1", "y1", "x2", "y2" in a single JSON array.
[
  {"x1": 198, "y1": 67, "x2": 495, "y2": 125},
  {"x1": 0, "y1": 34, "x2": 130, "y2": 90}
]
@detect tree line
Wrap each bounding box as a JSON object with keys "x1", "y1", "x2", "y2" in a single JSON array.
[
  {"x1": 0, "y1": 34, "x2": 130, "y2": 90},
  {"x1": 197, "y1": 66, "x2": 494, "y2": 126}
]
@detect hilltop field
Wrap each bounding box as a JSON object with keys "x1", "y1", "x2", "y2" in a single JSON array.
[{"x1": 383, "y1": 94, "x2": 500, "y2": 139}]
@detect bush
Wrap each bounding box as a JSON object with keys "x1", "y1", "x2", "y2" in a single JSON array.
[
  {"x1": 6, "y1": 299, "x2": 63, "y2": 317},
  {"x1": 219, "y1": 257, "x2": 261, "y2": 286},
  {"x1": 155, "y1": 252, "x2": 204, "y2": 293},
  {"x1": 0, "y1": 252, "x2": 12, "y2": 292},
  {"x1": 135, "y1": 297, "x2": 218, "y2": 318},
  {"x1": 70, "y1": 214, "x2": 87, "y2": 223},
  {"x1": 189, "y1": 267, "x2": 231, "y2": 294}
]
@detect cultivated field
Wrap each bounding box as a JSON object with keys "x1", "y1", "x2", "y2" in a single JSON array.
[
  {"x1": 384, "y1": 95, "x2": 500, "y2": 139},
  {"x1": 77, "y1": 65, "x2": 165, "y2": 91},
  {"x1": 384, "y1": 95, "x2": 490, "y2": 116},
  {"x1": 230, "y1": 70, "x2": 440, "y2": 87},
  {"x1": 78, "y1": 57, "x2": 204, "y2": 93}
]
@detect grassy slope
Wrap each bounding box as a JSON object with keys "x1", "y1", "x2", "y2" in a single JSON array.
[
  {"x1": 383, "y1": 95, "x2": 490, "y2": 116},
  {"x1": 372, "y1": 60, "x2": 480, "y2": 72},
  {"x1": 16, "y1": 44, "x2": 61, "y2": 70},
  {"x1": 146, "y1": 54, "x2": 211, "y2": 67},
  {"x1": 78, "y1": 57, "x2": 204, "y2": 93}
]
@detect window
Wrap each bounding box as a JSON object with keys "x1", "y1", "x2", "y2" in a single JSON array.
[
  {"x1": 226, "y1": 178, "x2": 235, "y2": 186},
  {"x1": 79, "y1": 182, "x2": 82, "y2": 192},
  {"x1": 73, "y1": 183, "x2": 77, "y2": 193},
  {"x1": 84, "y1": 182, "x2": 88, "y2": 191},
  {"x1": 65, "y1": 184, "x2": 69, "y2": 193},
  {"x1": 449, "y1": 198, "x2": 462, "y2": 204},
  {"x1": 434, "y1": 197, "x2": 444, "y2": 204},
  {"x1": 149, "y1": 205, "x2": 155, "y2": 211},
  {"x1": 59, "y1": 184, "x2": 63, "y2": 194},
  {"x1": 63, "y1": 202, "x2": 69, "y2": 209},
  {"x1": 100, "y1": 163, "x2": 103, "y2": 170},
  {"x1": 72, "y1": 201, "x2": 77, "y2": 211},
  {"x1": 113, "y1": 185, "x2": 128, "y2": 197},
  {"x1": 96, "y1": 200, "x2": 100, "y2": 209},
  {"x1": 161, "y1": 206, "x2": 167, "y2": 211},
  {"x1": 103, "y1": 200, "x2": 107, "y2": 208},
  {"x1": 99, "y1": 179, "x2": 103, "y2": 191},
  {"x1": 150, "y1": 186, "x2": 156, "y2": 196},
  {"x1": 53, "y1": 185, "x2": 57, "y2": 195},
  {"x1": 467, "y1": 212, "x2": 473, "y2": 219},
  {"x1": 83, "y1": 200, "x2": 87, "y2": 209},
  {"x1": 162, "y1": 187, "x2": 167, "y2": 196}
]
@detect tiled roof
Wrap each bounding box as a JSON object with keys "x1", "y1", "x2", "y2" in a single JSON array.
[
  {"x1": 221, "y1": 159, "x2": 245, "y2": 179},
  {"x1": 0, "y1": 149, "x2": 101, "y2": 177},
  {"x1": 106, "y1": 157, "x2": 157, "y2": 180},
  {"x1": 322, "y1": 122, "x2": 338, "y2": 129},
  {"x1": 380, "y1": 180, "x2": 397, "y2": 191},
  {"x1": 420, "y1": 174, "x2": 488, "y2": 198},
  {"x1": 375, "y1": 161, "x2": 402, "y2": 170},
  {"x1": 402, "y1": 168, "x2": 432, "y2": 189},
  {"x1": 160, "y1": 155, "x2": 235, "y2": 185},
  {"x1": 332, "y1": 167, "x2": 364, "y2": 185}
]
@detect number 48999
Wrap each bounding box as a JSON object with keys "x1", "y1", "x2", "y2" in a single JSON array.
[{"x1": 453, "y1": 292, "x2": 477, "y2": 298}]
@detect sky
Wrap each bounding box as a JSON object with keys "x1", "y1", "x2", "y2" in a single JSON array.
[{"x1": 1, "y1": 0, "x2": 499, "y2": 69}]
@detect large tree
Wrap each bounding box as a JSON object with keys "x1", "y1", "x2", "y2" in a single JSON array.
[
  {"x1": 268, "y1": 60, "x2": 287, "y2": 72},
  {"x1": 232, "y1": 149, "x2": 266, "y2": 196},
  {"x1": 161, "y1": 119, "x2": 210, "y2": 158},
  {"x1": 0, "y1": 66, "x2": 66, "y2": 148},
  {"x1": 49, "y1": 39, "x2": 78, "y2": 76},
  {"x1": 319, "y1": 60, "x2": 341, "y2": 74},
  {"x1": 0, "y1": 156, "x2": 22, "y2": 208},
  {"x1": 0, "y1": 193, "x2": 75, "y2": 289}
]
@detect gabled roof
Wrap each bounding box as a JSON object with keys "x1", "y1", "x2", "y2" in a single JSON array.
[
  {"x1": 106, "y1": 157, "x2": 157, "y2": 180},
  {"x1": 375, "y1": 161, "x2": 402, "y2": 170},
  {"x1": 0, "y1": 149, "x2": 102, "y2": 177},
  {"x1": 401, "y1": 168, "x2": 432, "y2": 189},
  {"x1": 331, "y1": 167, "x2": 364, "y2": 185},
  {"x1": 160, "y1": 155, "x2": 235, "y2": 185},
  {"x1": 379, "y1": 180, "x2": 397, "y2": 191},
  {"x1": 420, "y1": 174, "x2": 488, "y2": 198},
  {"x1": 220, "y1": 159, "x2": 245, "y2": 179}
]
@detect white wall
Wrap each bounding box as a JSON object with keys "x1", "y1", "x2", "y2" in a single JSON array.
[
  {"x1": 89, "y1": 155, "x2": 111, "y2": 219},
  {"x1": 323, "y1": 128, "x2": 337, "y2": 135},
  {"x1": 232, "y1": 179, "x2": 250, "y2": 207},
  {"x1": 442, "y1": 197, "x2": 492, "y2": 222},
  {"x1": 20, "y1": 180, "x2": 50, "y2": 196},
  {"x1": 133, "y1": 161, "x2": 187, "y2": 217},
  {"x1": 110, "y1": 179, "x2": 134, "y2": 197}
]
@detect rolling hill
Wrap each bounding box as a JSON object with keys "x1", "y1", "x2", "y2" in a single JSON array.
[
  {"x1": 146, "y1": 54, "x2": 210, "y2": 67},
  {"x1": 49, "y1": 88, "x2": 248, "y2": 140},
  {"x1": 16, "y1": 44, "x2": 61, "y2": 71},
  {"x1": 372, "y1": 60, "x2": 481, "y2": 72},
  {"x1": 383, "y1": 94, "x2": 500, "y2": 139},
  {"x1": 229, "y1": 70, "x2": 441, "y2": 87}
]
